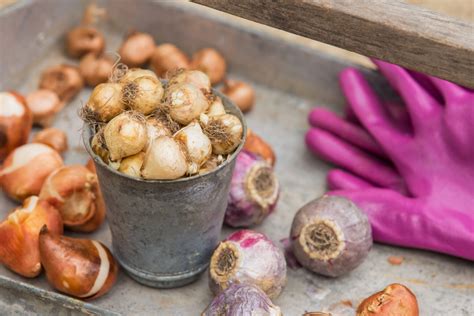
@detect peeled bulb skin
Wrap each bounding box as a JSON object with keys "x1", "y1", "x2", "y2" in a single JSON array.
[
  {"x1": 79, "y1": 53, "x2": 114, "y2": 87},
  {"x1": 202, "y1": 283, "x2": 282, "y2": 316},
  {"x1": 66, "y1": 26, "x2": 105, "y2": 58},
  {"x1": 118, "y1": 32, "x2": 155, "y2": 67},
  {"x1": 32, "y1": 128, "x2": 68, "y2": 154},
  {"x1": 25, "y1": 90, "x2": 63, "y2": 127},
  {"x1": 167, "y1": 69, "x2": 211, "y2": 93},
  {"x1": 122, "y1": 76, "x2": 163, "y2": 115},
  {"x1": 141, "y1": 136, "x2": 187, "y2": 180},
  {"x1": 202, "y1": 113, "x2": 243, "y2": 155},
  {"x1": 84, "y1": 83, "x2": 126, "y2": 122},
  {"x1": 39, "y1": 165, "x2": 106, "y2": 233},
  {"x1": 103, "y1": 112, "x2": 147, "y2": 161},
  {"x1": 39, "y1": 65, "x2": 84, "y2": 103},
  {"x1": 209, "y1": 229, "x2": 287, "y2": 300},
  {"x1": 290, "y1": 195, "x2": 372, "y2": 277},
  {"x1": 226, "y1": 151, "x2": 279, "y2": 227},
  {"x1": 0, "y1": 91, "x2": 33, "y2": 160},
  {"x1": 190, "y1": 48, "x2": 226, "y2": 85},
  {"x1": 167, "y1": 83, "x2": 209, "y2": 125},
  {"x1": 0, "y1": 197, "x2": 63, "y2": 277},
  {"x1": 151, "y1": 44, "x2": 189, "y2": 77},
  {"x1": 0, "y1": 143, "x2": 64, "y2": 201},
  {"x1": 174, "y1": 121, "x2": 212, "y2": 174},
  {"x1": 39, "y1": 226, "x2": 118, "y2": 300},
  {"x1": 357, "y1": 284, "x2": 419, "y2": 316}
]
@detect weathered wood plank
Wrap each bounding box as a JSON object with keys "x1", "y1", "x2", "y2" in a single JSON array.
[{"x1": 192, "y1": 0, "x2": 474, "y2": 88}]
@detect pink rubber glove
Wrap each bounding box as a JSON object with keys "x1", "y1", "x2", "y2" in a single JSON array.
[{"x1": 306, "y1": 60, "x2": 474, "y2": 260}]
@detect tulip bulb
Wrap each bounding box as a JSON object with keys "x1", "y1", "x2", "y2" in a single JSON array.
[
  {"x1": 190, "y1": 48, "x2": 226, "y2": 85},
  {"x1": 0, "y1": 91, "x2": 33, "y2": 160},
  {"x1": 357, "y1": 284, "x2": 419, "y2": 316},
  {"x1": 118, "y1": 152, "x2": 145, "y2": 178},
  {"x1": 32, "y1": 128, "x2": 68, "y2": 154},
  {"x1": 141, "y1": 136, "x2": 187, "y2": 180},
  {"x1": 0, "y1": 143, "x2": 63, "y2": 201},
  {"x1": 167, "y1": 69, "x2": 211, "y2": 93},
  {"x1": 122, "y1": 76, "x2": 163, "y2": 115},
  {"x1": 201, "y1": 113, "x2": 243, "y2": 155},
  {"x1": 119, "y1": 68, "x2": 158, "y2": 84},
  {"x1": 39, "y1": 165, "x2": 105, "y2": 233},
  {"x1": 146, "y1": 115, "x2": 173, "y2": 147},
  {"x1": 103, "y1": 111, "x2": 147, "y2": 161},
  {"x1": 79, "y1": 53, "x2": 114, "y2": 87},
  {"x1": 166, "y1": 83, "x2": 209, "y2": 125},
  {"x1": 151, "y1": 44, "x2": 190, "y2": 77},
  {"x1": 0, "y1": 197, "x2": 63, "y2": 277},
  {"x1": 39, "y1": 226, "x2": 118, "y2": 300},
  {"x1": 39, "y1": 65, "x2": 84, "y2": 103},
  {"x1": 207, "y1": 96, "x2": 226, "y2": 117},
  {"x1": 221, "y1": 80, "x2": 255, "y2": 113},
  {"x1": 199, "y1": 154, "x2": 224, "y2": 175},
  {"x1": 82, "y1": 83, "x2": 125, "y2": 123},
  {"x1": 118, "y1": 32, "x2": 155, "y2": 67},
  {"x1": 25, "y1": 90, "x2": 63, "y2": 127},
  {"x1": 66, "y1": 26, "x2": 105, "y2": 58},
  {"x1": 174, "y1": 121, "x2": 212, "y2": 174}
]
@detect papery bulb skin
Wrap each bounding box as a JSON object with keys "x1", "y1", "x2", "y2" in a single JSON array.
[
  {"x1": 0, "y1": 91, "x2": 33, "y2": 160},
  {"x1": 209, "y1": 229, "x2": 287, "y2": 299},
  {"x1": 83, "y1": 83, "x2": 125, "y2": 123},
  {"x1": 0, "y1": 197, "x2": 63, "y2": 277},
  {"x1": 174, "y1": 121, "x2": 212, "y2": 175},
  {"x1": 39, "y1": 226, "x2": 118, "y2": 300},
  {"x1": 0, "y1": 143, "x2": 64, "y2": 201},
  {"x1": 202, "y1": 283, "x2": 282, "y2": 316},
  {"x1": 167, "y1": 69, "x2": 211, "y2": 93},
  {"x1": 141, "y1": 136, "x2": 187, "y2": 180},
  {"x1": 290, "y1": 195, "x2": 372, "y2": 277},
  {"x1": 225, "y1": 151, "x2": 279, "y2": 227},
  {"x1": 103, "y1": 111, "x2": 147, "y2": 161},
  {"x1": 166, "y1": 83, "x2": 209, "y2": 125},
  {"x1": 39, "y1": 165, "x2": 105, "y2": 233},
  {"x1": 357, "y1": 284, "x2": 419, "y2": 316}
]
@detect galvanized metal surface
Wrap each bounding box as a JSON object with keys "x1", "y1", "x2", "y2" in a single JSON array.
[
  {"x1": 0, "y1": 1, "x2": 473, "y2": 315},
  {"x1": 83, "y1": 90, "x2": 246, "y2": 288}
]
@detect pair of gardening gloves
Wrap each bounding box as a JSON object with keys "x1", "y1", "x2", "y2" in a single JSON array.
[{"x1": 306, "y1": 60, "x2": 473, "y2": 260}]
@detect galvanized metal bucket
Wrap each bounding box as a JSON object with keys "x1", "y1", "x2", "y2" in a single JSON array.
[{"x1": 82, "y1": 91, "x2": 246, "y2": 288}]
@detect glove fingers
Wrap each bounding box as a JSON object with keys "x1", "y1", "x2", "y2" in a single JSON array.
[
  {"x1": 339, "y1": 68, "x2": 406, "y2": 151},
  {"x1": 329, "y1": 188, "x2": 474, "y2": 260},
  {"x1": 427, "y1": 76, "x2": 471, "y2": 105},
  {"x1": 371, "y1": 59, "x2": 441, "y2": 128},
  {"x1": 308, "y1": 107, "x2": 385, "y2": 157},
  {"x1": 327, "y1": 169, "x2": 373, "y2": 191},
  {"x1": 306, "y1": 127, "x2": 403, "y2": 190}
]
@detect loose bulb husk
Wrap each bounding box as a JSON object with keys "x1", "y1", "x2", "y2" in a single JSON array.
[
  {"x1": 39, "y1": 165, "x2": 105, "y2": 233},
  {"x1": 83, "y1": 83, "x2": 125, "y2": 123},
  {"x1": 151, "y1": 44, "x2": 189, "y2": 77},
  {"x1": 118, "y1": 32, "x2": 155, "y2": 67},
  {"x1": 39, "y1": 65, "x2": 84, "y2": 103},
  {"x1": 0, "y1": 91, "x2": 33, "y2": 160},
  {"x1": 201, "y1": 113, "x2": 243, "y2": 155},
  {"x1": 166, "y1": 83, "x2": 209, "y2": 125},
  {"x1": 118, "y1": 152, "x2": 145, "y2": 178},
  {"x1": 0, "y1": 197, "x2": 63, "y2": 277},
  {"x1": 32, "y1": 128, "x2": 68, "y2": 154},
  {"x1": 0, "y1": 143, "x2": 64, "y2": 201},
  {"x1": 122, "y1": 76, "x2": 163, "y2": 115},
  {"x1": 103, "y1": 111, "x2": 147, "y2": 161},
  {"x1": 167, "y1": 69, "x2": 211, "y2": 93},
  {"x1": 79, "y1": 53, "x2": 114, "y2": 87},
  {"x1": 39, "y1": 226, "x2": 118, "y2": 300},
  {"x1": 25, "y1": 90, "x2": 63, "y2": 127},
  {"x1": 190, "y1": 48, "x2": 226, "y2": 85},
  {"x1": 141, "y1": 136, "x2": 187, "y2": 180},
  {"x1": 174, "y1": 121, "x2": 212, "y2": 175}
]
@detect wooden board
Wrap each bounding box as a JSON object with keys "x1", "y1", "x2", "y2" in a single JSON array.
[{"x1": 192, "y1": 0, "x2": 474, "y2": 88}]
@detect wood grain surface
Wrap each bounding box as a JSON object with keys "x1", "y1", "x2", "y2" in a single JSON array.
[{"x1": 192, "y1": 0, "x2": 474, "y2": 87}]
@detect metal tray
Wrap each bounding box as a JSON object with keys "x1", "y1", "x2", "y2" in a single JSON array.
[{"x1": 1, "y1": 1, "x2": 472, "y2": 315}]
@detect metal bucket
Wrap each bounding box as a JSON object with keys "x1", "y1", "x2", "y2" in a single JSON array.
[{"x1": 82, "y1": 91, "x2": 246, "y2": 288}]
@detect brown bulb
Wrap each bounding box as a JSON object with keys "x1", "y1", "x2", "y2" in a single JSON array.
[
  {"x1": 39, "y1": 165, "x2": 106, "y2": 233},
  {"x1": 151, "y1": 43, "x2": 189, "y2": 77},
  {"x1": 39, "y1": 65, "x2": 84, "y2": 103},
  {"x1": 39, "y1": 226, "x2": 118, "y2": 300},
  {"x1": 243, "y1": 128, "x2": 275, "y2": 166},
  {"x1": 66, "y1": 26, "x2": 105, "y2": 58},
  {"x1": 118, "y1": 32, "x2": 155, "y2": 67},
  {"x1": 0, "y1": 197, "x2": 63, "y2": 277},
  {"x1": 32, "y1": 128, "x2": 68, "y2": 154},
  {"x1": 190, "y1": 48, "x2": 226, "y2": 85},
  {"x1": 26, "y1": 90, "x2": 63, "y2": 127},
  {"x1": 0, "y1": 91, "x2": 33, "y2": 160},
  {"x1": 357, "y1": 283, "x2": 419, "y2": 316},
  {"x1": 79, "y1": 53, "x2": 115, "y2": 87},
  {"x1": 222, "y1": 80, "x2": 255, "y2": 113}
]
